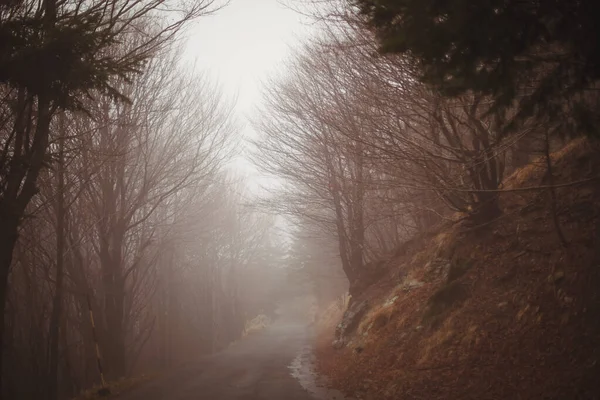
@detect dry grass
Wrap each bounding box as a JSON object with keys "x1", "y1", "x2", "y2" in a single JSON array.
[
  {"x1": 242, "y1": 314, "x2": 271, "y2": 337},
  {"x1": 362, "y1": 305, "x2": 394, "y2": 335},
  {"x1": 503, "y1": 136, "x2": 588, "y2": 190},
  {"x1": 316, "y1": 138, "x2": 600, "y2": 400}
]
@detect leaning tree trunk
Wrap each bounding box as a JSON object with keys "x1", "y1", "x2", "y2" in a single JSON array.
[{"x1": 323, "y1": 142, "x2": 356, "y2": 284}]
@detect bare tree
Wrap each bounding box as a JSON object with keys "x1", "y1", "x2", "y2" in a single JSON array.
[
  {"x1": 2, "y1": 29, "x2": 240, "y2": 399},
  {"x1": 253, "y1": 18, "x2": 535, "y2": 292},
  {"x1": 74, "y1": 47, "x2": 234, "y2": 378},
  {"x1": 0, "y1": 1, "x2": 223, "y2": 392}
]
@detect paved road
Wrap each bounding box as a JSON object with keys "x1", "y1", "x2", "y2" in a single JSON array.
[{"x1": 119, "y1": 320, "x2": 337, "y2": 400}]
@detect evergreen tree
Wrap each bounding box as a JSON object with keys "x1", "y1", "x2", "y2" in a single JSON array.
[{"x1": 354, "y1": 0, "x2": 600, "y2": 134}]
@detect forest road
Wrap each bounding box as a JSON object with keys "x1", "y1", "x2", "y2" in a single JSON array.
[{"x1": 118, "y1": 319, "x2": 334, "y2": 400}]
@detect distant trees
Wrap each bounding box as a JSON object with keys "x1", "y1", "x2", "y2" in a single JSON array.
[
  {"x1": 0, "y1": 1, "x2": 220, "y2": 395},
  {"x1": 2, "y1": 46, "x2": 284, "y2": 395},
  {"x1": 0, "y1": 2, "x2": 292, "y2": 399},
  {"x1": 253, "y1": 52, "x2": 371, "y2": 284},
  {"x1": 138, "y1": 174, "x2": 286, "y2": 367},
  {"x1": 74, "y1": 49, "x2": 232, "y2": 379},
  {"x1": 286, "y1": 222, "x2": 348, "y2": 308},
  {"x1": 3, "y1": 46, "x2": 234, "y2": 398}
]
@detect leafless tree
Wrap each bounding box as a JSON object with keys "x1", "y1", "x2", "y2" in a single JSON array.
[
  {"x1": 2, "y1": 29, "x2": 243, "y2": 398},
  {"x1": 254, "y1": 18, "x2": 535, "y2": 291},
  {"x1": 0, "y1": 1, "x2": 224, "y2": 393}
]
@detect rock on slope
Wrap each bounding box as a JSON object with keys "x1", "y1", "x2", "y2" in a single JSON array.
[{"x1": 317, "y1": 138, "x2": 600, "y2": 400}]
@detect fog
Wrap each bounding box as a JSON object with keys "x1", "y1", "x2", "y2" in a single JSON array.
[{"x1": 2, "y1": 0, "x2": 596, "y2": 399}]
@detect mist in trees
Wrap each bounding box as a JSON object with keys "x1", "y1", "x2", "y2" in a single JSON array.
[
  {"x1": 253, "y1": 0, "x2": 584, "y2": 296},
  {"x1": 1, "y1": 0, "x2": 597, "y2": 399},
  {"x1": 0, "y1": 2, "x2": 298, "y2": 399}
]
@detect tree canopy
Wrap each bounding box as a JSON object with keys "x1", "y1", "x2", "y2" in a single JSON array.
[{"x1": 354, "y1": 0, "x2": 600, "y2": 134}]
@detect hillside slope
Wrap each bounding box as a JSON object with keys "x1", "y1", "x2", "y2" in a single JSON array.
[{"x1": 317, "y1": 138, "x2": 600, "y2": 400}]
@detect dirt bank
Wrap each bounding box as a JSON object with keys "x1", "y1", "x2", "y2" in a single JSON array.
[{"x1": 317, "y1": 138, "x2": 600, "y2": 400}]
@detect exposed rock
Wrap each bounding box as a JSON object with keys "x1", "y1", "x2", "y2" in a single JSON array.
[
  {"x1": 402, "y1": 279, "x2": 424, "y2": 291},
  {"x1": 425, "y1": 257, "x2": 452, "y2": 281},
  {"x1": 333, "y1": 300, "x2": 369, "y2": 348},
  {"x1": 383, "y1": 295, "x2": 399, "y2": 307}
]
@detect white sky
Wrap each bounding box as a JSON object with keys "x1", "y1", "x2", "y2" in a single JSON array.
[
  {"x1": 181, "y1": 0, "x2": 318, "y2": 237},
  {"x1": 183, "y1": 0, "x2": 314, "y2": 140}
]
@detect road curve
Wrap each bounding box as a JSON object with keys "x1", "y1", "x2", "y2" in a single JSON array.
[{"x1": 119, "y1": 320, "x2": 329, "y2": 400}]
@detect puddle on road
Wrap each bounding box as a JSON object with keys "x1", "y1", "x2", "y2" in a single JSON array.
[{"x1": 289, "y1": 345, "x2": 351, "y2": 400}]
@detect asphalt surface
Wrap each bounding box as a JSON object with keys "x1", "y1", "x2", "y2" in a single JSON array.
[{"x1": 118, "y1": 320, "x2": 338, "y2": 400}]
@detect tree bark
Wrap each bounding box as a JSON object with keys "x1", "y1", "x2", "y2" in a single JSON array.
[
  {"x1": 544, "y1": 131, "x2": 568, "y2": 247},
  {"x1": 0, "y1": 93, "x2": 53, "y2": 397},
  {"x1": 48, "y1": 118, "x2": 66, "y2": 400},
  {"x1": 350, "y1": 141, "x2": 365, "y2": 273},
  {"x1": 0, "y1": 213, "x2": 19, "y2": 399}
]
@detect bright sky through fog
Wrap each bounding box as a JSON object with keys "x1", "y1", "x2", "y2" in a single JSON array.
[
  {"x1": 184, "y1": 0, "x2": 313, "y2": 130},
  {"x1": 182, "y1": 1, "x2": 314, "y2": 233}
]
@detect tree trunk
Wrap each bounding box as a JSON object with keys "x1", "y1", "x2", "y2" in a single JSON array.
[
  {"x1": 350, "y1": 142, "x2": 365, "y2": 273},
  {"x1": 511, "y1": 136, "x2": 531, "y2": 170},
  {"x1": 98, "y1": 218, "x2": 128, "y2": 379},
  {"x1": 544, "y1": 131, "x2": 568, "y2": 247},
  {"x1": 471, "y1": 190, "x2": 502, "y2": 226},
  {"x1": 104, "y1": 278, "x2": 127, "y2": 379},
  {"x1": 48, "y1": 123, "x2": 66, "y2": 400},
  {"x1": 0, "y1": 94, "x2": 53, "y2": 397},
  {"x1": 0, "y1": 214, "x2": 19, "y2": 399}
]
